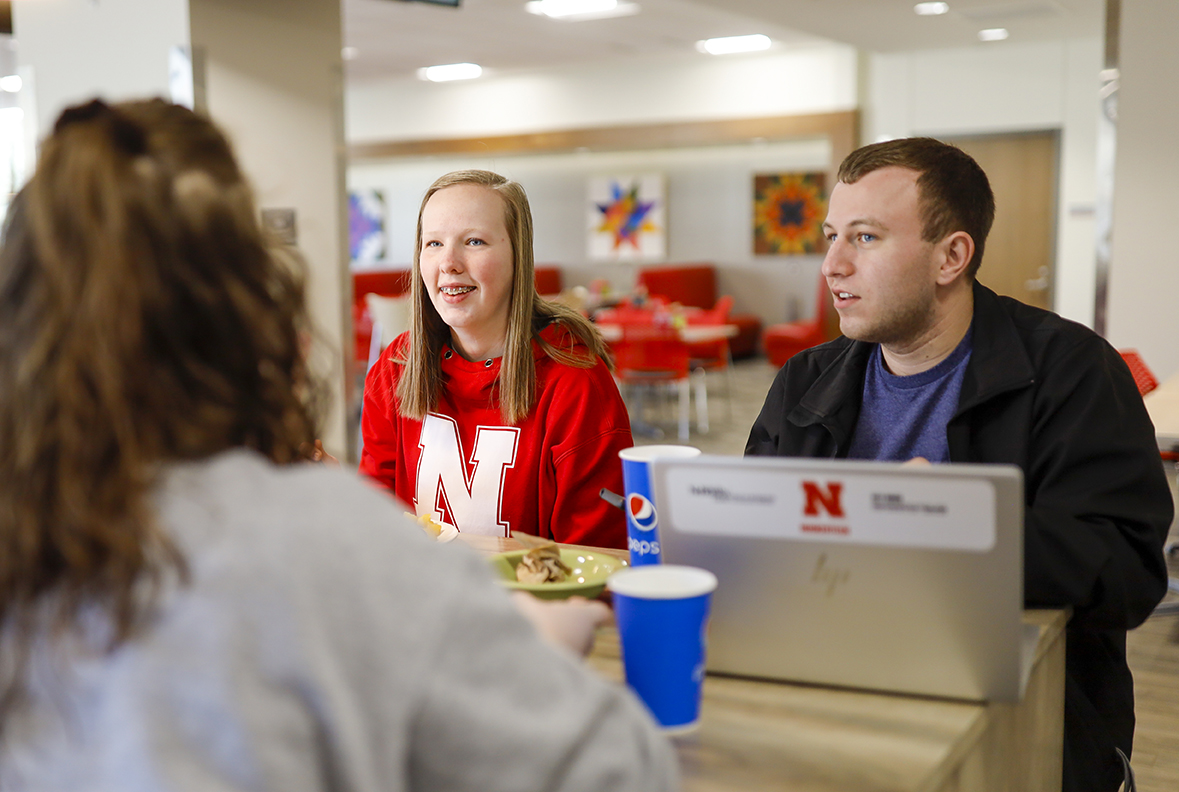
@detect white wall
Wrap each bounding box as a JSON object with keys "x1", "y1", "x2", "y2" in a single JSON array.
[
  {"x1": 348, "y1": 38, "x2": 1109, "y2": 337},
  {"x1": 866, "y1": 38, "x2": 1103, "y2": 329},
  {"x1": 350, "y1": 138, "x2": 832, "y2": 326},
  {"x1": 15, "y1": 0, "x2": 350, "y2": 457},
  {"x1": 14, "y1": 0, "x2": 190, "y2": 135},
  {"x1": 347, "y1": 45, "x2": 857, "y2": 143},
  {"x1": 1106, "y1": 1, "x2": 1179, "y2": 381},
  {"x1": 191, "y1": 0, "x2": 350, "y2": 457},
  {"x1": 348, "y1": 43, "x2": 857, "y2": 331}
]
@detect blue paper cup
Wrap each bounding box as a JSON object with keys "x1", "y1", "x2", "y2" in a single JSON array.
[
  {"x1": 618, "y1": 445, "x2": 701, "y2": 566},
  {"x1": 608, "y1": 564, "x2": 718, "y2": 733}
]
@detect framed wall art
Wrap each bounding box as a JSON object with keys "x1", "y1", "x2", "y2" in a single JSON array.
[
  {"x1": 587, "y1": 174, "x2": 666, "y2": 262},
  {"x1": 753, "y1": 172, "x2": 827, "y2": 255},
  {"x1": 349, "y1": 188, "x2": 387, "y2": 265}
]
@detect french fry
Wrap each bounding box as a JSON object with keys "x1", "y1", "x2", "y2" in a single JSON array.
[{"x1": 406, "y1": 511, "x2": 443, "y2": 538}]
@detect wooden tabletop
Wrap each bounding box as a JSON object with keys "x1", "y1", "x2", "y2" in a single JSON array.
[
  {"x1": 588, "y1": 609, "x2": 1065, "y2": 792},
  {"x1": 459, "y1": 533, "x2": 1067, "y2": 792}
]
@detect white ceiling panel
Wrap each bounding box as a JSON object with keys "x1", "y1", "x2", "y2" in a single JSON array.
[{"x1": 343, "y1": 0, "x2": 1104, "y2": 84}]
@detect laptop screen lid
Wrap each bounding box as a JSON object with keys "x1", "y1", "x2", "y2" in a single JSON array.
[{"x1": 650, "y1": 455, "x2": 1028, "y2": 702}]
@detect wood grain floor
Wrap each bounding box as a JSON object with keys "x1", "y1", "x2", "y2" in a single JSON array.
[
  {"x1": 1125, "y1": 464, "x2": 1179, "y2": 792},
  {"x1": 636, "y1": 357, "x2": 1179, "y2": 791}
]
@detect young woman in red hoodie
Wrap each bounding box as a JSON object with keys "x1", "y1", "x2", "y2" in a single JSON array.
[{"x1": 360, "y1": 170, "x2": 631, "y2": 548}]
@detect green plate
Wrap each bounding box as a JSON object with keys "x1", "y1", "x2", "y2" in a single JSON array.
[{"x1": 489, "y1": 547, "x2": 627, "y2": 600}]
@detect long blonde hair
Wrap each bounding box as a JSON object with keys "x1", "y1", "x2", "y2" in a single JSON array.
[
  {"x1": 0, "y1": 98, "x2": 320, "y2": 721},
  {"x1": 396, "y1": 170, "x2": 609, "y2": 424}
]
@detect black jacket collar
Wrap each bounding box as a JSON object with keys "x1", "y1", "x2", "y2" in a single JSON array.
[
  {"x1": 786, "y1": 281, "x2": 1035, "y2": 441},
  {"x1": 958, "y1": 281, "x2": 1036, "y2": 411}
]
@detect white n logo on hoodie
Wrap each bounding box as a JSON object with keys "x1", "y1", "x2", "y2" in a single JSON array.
[{"x1": 415, "y1": 413, "x2": 519, "y2": 535}]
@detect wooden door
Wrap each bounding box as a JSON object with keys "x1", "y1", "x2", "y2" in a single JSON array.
[{"x1": 944, "y1": 132, "x2": 1058, "y2": 310}]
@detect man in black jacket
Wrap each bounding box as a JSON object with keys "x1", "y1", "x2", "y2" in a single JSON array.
[{"x1": 747, "y1": 137, "x2": 1172, "y2": 792}]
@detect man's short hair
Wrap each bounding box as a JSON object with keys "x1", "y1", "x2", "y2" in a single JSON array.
[{"x1": 837, "y1": 138, "x2": 995, "y2": 278}]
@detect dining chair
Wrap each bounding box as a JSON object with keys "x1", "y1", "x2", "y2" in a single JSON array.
[
  {"x1": 611, "y1": 323, "x2": 705, "y2": 442},
  {"x1": 686, "y1": 295, "x2": 735, "y2": 425},
  {"x1": 1119, "y1": 349, "x2": 1159, "y2": 397}
]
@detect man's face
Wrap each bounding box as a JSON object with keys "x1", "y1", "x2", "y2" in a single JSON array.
[{"x1": 820, "y1": 167, "x2": 943, "y2": 349}]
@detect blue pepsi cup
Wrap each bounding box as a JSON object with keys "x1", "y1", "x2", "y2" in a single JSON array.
[
  {"x1": 607, "y1": 565, "x2": 718, "y2": 733},
  {"x1": 618, "y1": 445, "x2": 700, "y2": 566}
]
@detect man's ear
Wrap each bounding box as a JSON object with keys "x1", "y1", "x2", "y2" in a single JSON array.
[{"x1": 936, "y1": 231, "x2": 975, "y2": 286}]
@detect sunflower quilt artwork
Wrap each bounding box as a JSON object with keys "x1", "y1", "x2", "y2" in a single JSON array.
[
  {"x1": 586, "y1": 174, "x2": 666, "y2": 262},
  {"x1": 753, "y1": 172, "x2": 828, "y2": 255}
]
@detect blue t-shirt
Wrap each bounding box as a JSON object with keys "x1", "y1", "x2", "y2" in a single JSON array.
[{"x1": 847, "y1": 330, "x2": 972, "y2": 463}]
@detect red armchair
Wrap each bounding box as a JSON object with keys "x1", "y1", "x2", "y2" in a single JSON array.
[{"x1": 763, "y1": 276, "x2": 840, "y2": 368}]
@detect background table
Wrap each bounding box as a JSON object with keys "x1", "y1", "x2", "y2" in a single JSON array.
[{"x1": 595, "y1": 322, "x2": 738, "y2": 344}]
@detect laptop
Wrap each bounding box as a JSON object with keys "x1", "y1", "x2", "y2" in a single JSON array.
[{"x1": 650, "y1": 455, "x2": 1036, "y2": 703}]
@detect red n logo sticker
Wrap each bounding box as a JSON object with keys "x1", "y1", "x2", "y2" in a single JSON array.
[{"x1": 802, "y1": 481, "x2": 845, "y2": 517}]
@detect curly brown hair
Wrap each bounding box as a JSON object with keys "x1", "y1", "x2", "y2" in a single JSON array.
[{"x1": 0, "y1": 98, "x2": 321, "y2": 722}]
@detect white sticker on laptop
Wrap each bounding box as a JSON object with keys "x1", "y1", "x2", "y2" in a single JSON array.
[{"x1": 661, "y1": 466, "x2": 996, "y2": 552}]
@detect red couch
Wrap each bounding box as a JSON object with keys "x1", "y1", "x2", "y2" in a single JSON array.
[
  {"x1": 534, "y1": 265, "x2": 563, "y2": 296},
  {"x1": 636, "y1": 264, "x2": 762, "y2": 359}
]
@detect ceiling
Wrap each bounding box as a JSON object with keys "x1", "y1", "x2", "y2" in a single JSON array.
[{"x1": 342, "y1": 0, "x2": 1105, "y2": 83}]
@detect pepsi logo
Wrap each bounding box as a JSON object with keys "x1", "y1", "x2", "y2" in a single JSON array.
[{"x1": 627, "y1": 493, "x2": 658, "y2": 531}]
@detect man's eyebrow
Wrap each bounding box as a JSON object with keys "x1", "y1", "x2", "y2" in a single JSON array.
[{"x1": 822, "y1": 218, "x2": 888, "y2": 232}]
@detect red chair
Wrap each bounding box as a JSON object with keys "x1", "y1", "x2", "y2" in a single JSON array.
[
  {"x1": 635, "y1": 264, "x2": 762, "y2": 358},
  {"x1": 611, "y1": 323, "x2": 705, "y2": 442},
  {"x1": 686, "y1": 295, "x2": 735, "y2": 425},
  {"x1": 1119, "y1": 349, "x2": 1159, "y2": 396},
  {"x1": 763, "y1": 276, "x2": 840, "y2": 368}
]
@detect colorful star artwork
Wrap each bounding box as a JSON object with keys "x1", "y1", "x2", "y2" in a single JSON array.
[
  {"x1": 587, "y1": 174, "x2": 666, "y2": 262},
  {"x1": 753, "y1": 173, "x2": 828, "y2": 256},
  {"x1": 596, "y1": 183, "x2": 656, "y2": 249},
  {"x1": 349, "y1": 189, "x2": 387, "y2": 264}
]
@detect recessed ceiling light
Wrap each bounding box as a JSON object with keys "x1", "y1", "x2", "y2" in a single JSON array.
[
  {"x1": 978, "y1": 27, "x2": 1009, "y2": 41},
  {"x1": 523, "y1": 0, "x2": 639, "y2": 21},
  {"x1": 341, "y1": 46, "x2": 359, "y2": 61},
  {"x1": 914, "y1": 2, "x2": 949, "y2": 15},
  {"x1": 417, "y1": 63, "x2": 483, "y2": 82},
  {"x1": 696, "y1": 34, "x2": 772, "y2": 56},
  {"x1": 0, "y1": 75, "x2": 22, "y2": 93}
]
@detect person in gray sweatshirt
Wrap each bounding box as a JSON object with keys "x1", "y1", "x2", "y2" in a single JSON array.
[{"x1": 0, "y1": 97, "x2": 678, "y2": 792}]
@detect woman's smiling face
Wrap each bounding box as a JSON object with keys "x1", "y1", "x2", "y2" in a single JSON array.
[{"x1": 418, "y1": 183, "x2": 515, "y2": 361}]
